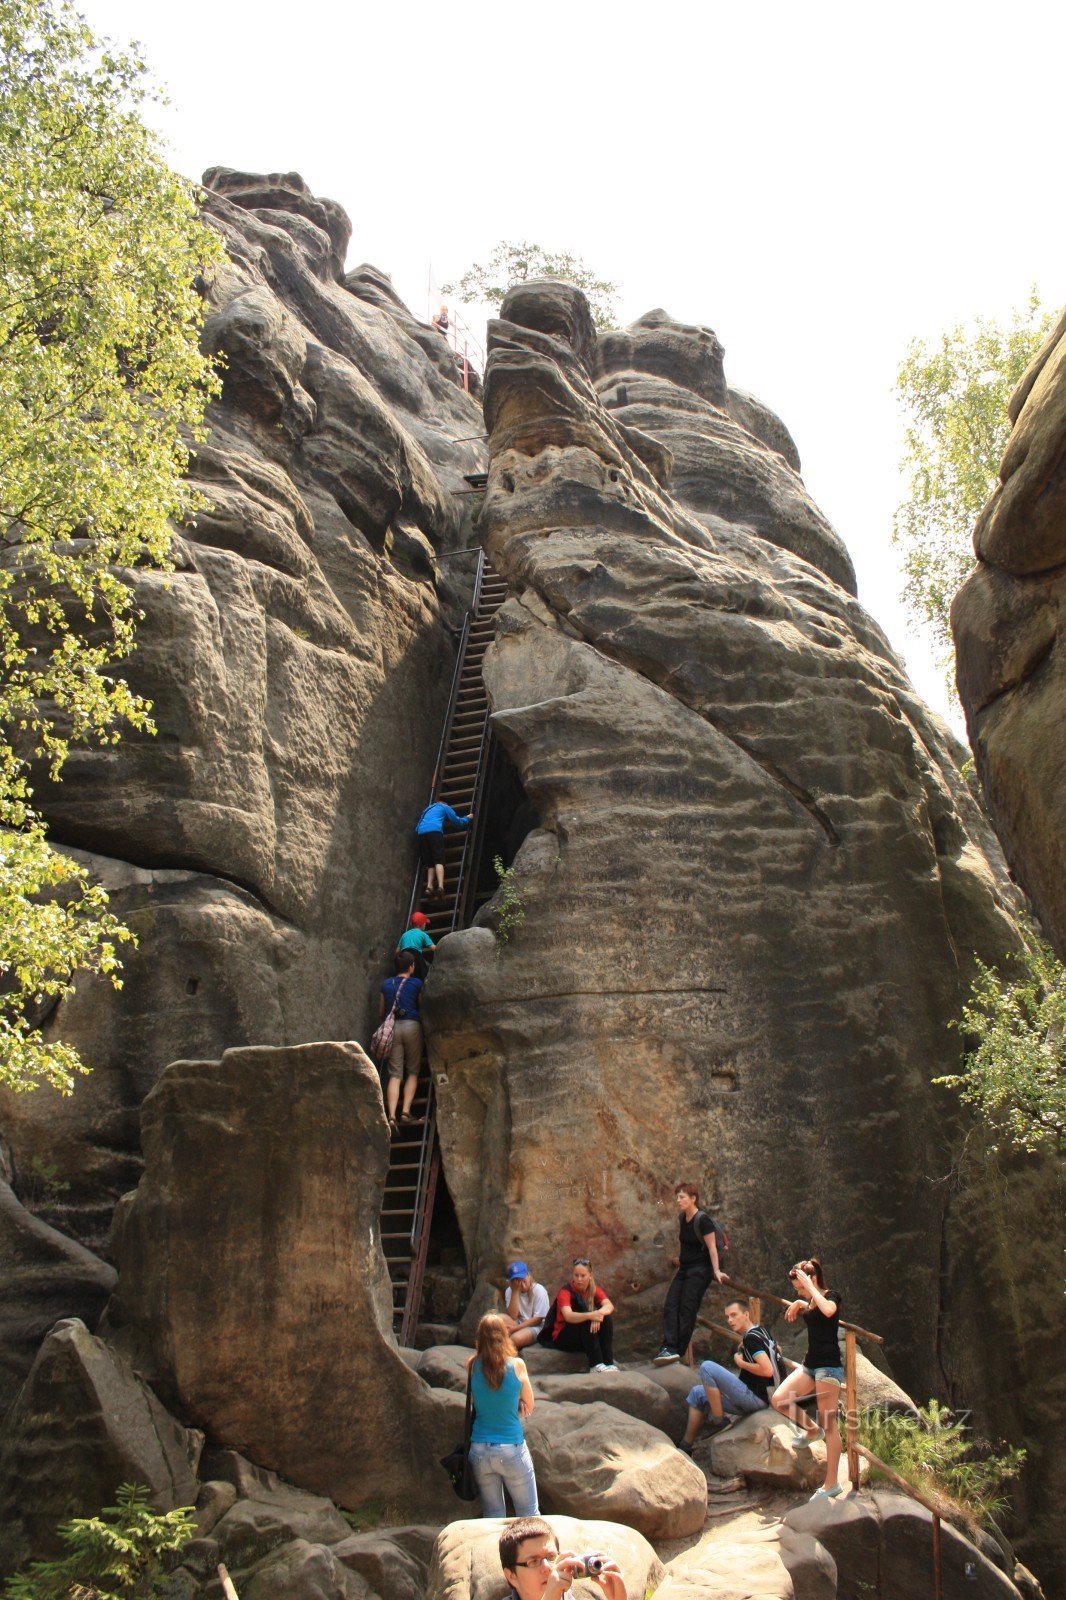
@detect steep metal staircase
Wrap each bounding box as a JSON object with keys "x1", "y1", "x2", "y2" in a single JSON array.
[{"x1": 381, "y1": 549, "x2": 506, "y2": 1345}]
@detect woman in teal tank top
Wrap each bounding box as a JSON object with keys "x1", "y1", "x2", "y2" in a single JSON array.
[{"x1": 465, "y1": 1314, "x2": 539, "y2": 1517}]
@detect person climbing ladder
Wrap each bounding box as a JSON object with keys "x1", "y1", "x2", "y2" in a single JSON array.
[{"x1": 415, "y1": 799, "x2": 473, "y2": 900}]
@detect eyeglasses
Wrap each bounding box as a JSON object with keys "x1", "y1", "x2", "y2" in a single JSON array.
[
  {"x1": 512, "y1": 1553, "x2": 556, "y2": 1568},
  {"x1": 572, "y1": 1257, "x2": 590, "y2": 1267}
]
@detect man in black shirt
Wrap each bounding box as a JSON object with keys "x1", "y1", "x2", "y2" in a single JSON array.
[
  {"x1": 652, "y1": 1182, "x2": 726, "y2": 1366},
  {"x1": 677, "y1": 1298, "x2": 775, "y2": 1452}
]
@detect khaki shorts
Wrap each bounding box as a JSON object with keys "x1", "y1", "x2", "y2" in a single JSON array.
[{"x1": 387, "y1": 1018, "x2": 423, "y2": 1078}]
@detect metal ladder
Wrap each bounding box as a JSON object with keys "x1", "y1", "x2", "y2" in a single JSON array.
[{"x1": 381, "y1": 549, "x2": 507, "y2": 1345}]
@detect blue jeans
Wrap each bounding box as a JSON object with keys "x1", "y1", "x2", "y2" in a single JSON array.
[
  {"x1": 468, "y1": 1440, "x2": 539, "y2": 1517},
  {"x1": 686, "y1": 1359, "x2": 768, "y2": 1417}
]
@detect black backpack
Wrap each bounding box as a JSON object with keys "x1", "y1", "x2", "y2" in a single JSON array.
[
  {"x1": 748, "y1": 1323, "x2": 788, "y2": 1388},
  {"x1": 697, "y1": 1210, "x2": 730, "y2": 1269}
]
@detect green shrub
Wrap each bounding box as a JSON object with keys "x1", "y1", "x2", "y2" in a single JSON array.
[
  {"x1": 4, "y1": 1484, "x2": 196, "y2": 1599},
  {"x1": 491, "y1": 856, "x2": 525, "y2": 953},
  {"x1": 859, "y1": 1399, "x2": 1025, "y2": 1533}
]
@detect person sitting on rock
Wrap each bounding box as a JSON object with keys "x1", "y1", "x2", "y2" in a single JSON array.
[
  {"x1": 500, "y1": 1517, "x2": 626, "y2": 1600},
  {"x1": 378, "y1": 951, "x2": 423, "y2": 1134},
  {"x1": 432, "y1": 303, "x2": 450, "y2": 337},
  {"x1": 502, "y1": 1260, "x2": 550, "y2": 1350},
  {"x1": 771, "y1": 1257, "x2": 844, "y2": 1501},
  {"x1": 415, "y1": 799, "x2": 473, "y2": 900},
  {"x1": 677, "y1": 1297, "x2": 774, "y2": 1454},
  {"x1": 395, "y1": 909, "x2": 436, "y2": 979},
  {"x1": 652, "y1": 1182, "x2": 726, "y2": 1366},
  {"x1": 546, "y1": 1257, "x2": 618, "y2": 1373}
]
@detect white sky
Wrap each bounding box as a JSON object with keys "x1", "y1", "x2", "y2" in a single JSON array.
[{"x1": 76, "y1": 0, "x2": 1065, "y2": 728}]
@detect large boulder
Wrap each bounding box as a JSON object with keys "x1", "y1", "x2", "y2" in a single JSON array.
[
  {"x1": 525, "y1": 1398, "x2": 706, "y2": 1539},
  {"x1": 240, "y1": 1539, "x2": 373, "y2": 1600},
  {"x1": 332, "y1": 1525, "x2": 439, "y2": 1600},
  {"x1": 422, "y1": 280, "x2": 1059, "y2": 1585},
  {"x1": 531, "y1": 1369, "x2": 676, "y2": 1433},
  {"x1": 0, "y1": 168, "x2": 484, "y2": 1255},
  {"x1": 787, "y1": 1490, "x2": 1027, "y2": 1600},
  {"x1": 104, "y1": 1042, "x2": 465, "y2": 1520},
  {"x1": 655, "y1": 1522, "x2": 836, "y2": 1600},
  {"x1": 0, "y1": 1319, "x2": 202, "y2": 1576},
  {"x1": 707, "y1": 1410, "x2": 825, "y2": 1491},
  {"x1": 0, "y1": 1179, "x2": 115, "y2": 1419},
  {"x1": 424, "y1": 1515, "x2": 664, "y2": 1600}
]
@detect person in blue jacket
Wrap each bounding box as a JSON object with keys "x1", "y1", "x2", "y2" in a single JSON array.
[{"x1": 416, "y1": 800, "x2": 473, "y2": 899}]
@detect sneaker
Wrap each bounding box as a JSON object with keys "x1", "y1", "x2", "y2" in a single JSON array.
[
  {"x1": 590, "y1": 1363, "x2": 610, "y2": 1373},
  {"x1": 652, "y1": 1347, "x2": 680, "y2": 1366},
  {"x1": 809, "y1": 1483, "x2": 843, "y2": 1501},
  {"x1": 602, "y1": 1363, "x2": 619, "y2": 1371},
  {"x1": 705, "y1": 1416, "x2": 733, "y2": 1435},
  {"x1": 797, "y1": 1426, "x2": 825, "y2": 1446},
  {"x1": 676, "y1": 1439, "x2": 694, "y2": 1456}
]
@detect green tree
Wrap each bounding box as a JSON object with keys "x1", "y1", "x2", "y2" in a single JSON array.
[
  {"x1": 936, "y1": 932, "x2": 1065, "y2": 1157},
  {"x1": 892, "y1": 294, "x2": 1052, "y2": 681},
  {"x1": 3, "y1": 1482, "x2": 195, "y2": 1599},
  {"x1": 443, "y1": 240, "x2": 620, "y2": 330},
  {"x1": 0, "y1": 0, "x2": 223, "y2": 1094}
]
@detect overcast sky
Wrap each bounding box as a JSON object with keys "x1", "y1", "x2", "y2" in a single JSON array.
[{"x1": 77, "y1": 0, "x2": 1064, "y2": 728}]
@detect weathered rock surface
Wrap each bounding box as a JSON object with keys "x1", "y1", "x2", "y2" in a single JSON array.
[
  {"x1": 105, "y1": 1042, "x2": 462, "y2": 1519},
  {"x1": 424, "y1": 1515, "x2": 664, "y2": 1600},
  {"x1": 708, "y1": 1411, "x2": 826, "y2": 1491},
  {"x1": 655, "y1": 1520, "x2": 836, "y2": 1600},
  {"x1": 332, "y1": 1525, "x2": 439, "y2": 1600},
  {"x1": 787, "y1": 1490, "x2": 1027, "y2": 1600},
  {"x1": 0, "y1": 1179, "x2": 116, "y2": 1419},
  {"x1": 952, "y1": 311, "x2": 1066, "y2": 960},
  {"x1": 0, "y1": 1319, "x2": 202, "y2": 1575},
  {"x1": 0, "y1": 167, "x2": 484, "y2": 1256},
  {"x1": 422, "y1": 280, "x2": 1059, "y2": 1582},
  {"x1": 525, "y1": 1399, "x2": 706, "y2": 1539},
  {"x1": 241, "y1": 1539, "x2": 372, "y2": 1600},
  {"x1": 530, "y1": 1368, "x2": 676, "y2": 1433}
]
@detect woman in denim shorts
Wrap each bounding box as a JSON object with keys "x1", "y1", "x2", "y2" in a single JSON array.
[
  {"x1": 465, "y1": 1314, "x2": 539, "y2": 1517},
  {"x1": 770, "y1": 1257, "x2": 844, "y2": 1500}
]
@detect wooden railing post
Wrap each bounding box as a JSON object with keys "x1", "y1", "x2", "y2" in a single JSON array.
[
  {"x1": 932, "y1": 1513, "x2": 943, "y2": 1600},
  {"x1": 845, "y1": 1327, "x2": 859, "y2": 1488},
  {"x1": 749, "y1": 1294, "x2": 762, "y2": 1325}
]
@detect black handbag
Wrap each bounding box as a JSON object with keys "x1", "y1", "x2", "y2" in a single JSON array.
[{"x1": 439, "y1": 1363, "x2": 478, "y2": 1501}]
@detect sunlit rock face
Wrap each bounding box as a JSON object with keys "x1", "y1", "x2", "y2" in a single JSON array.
[
  {"x1": 952, "y1": 307, "x2": 1066, "y2": 960},
  {"x1": 424, "y1": 282, "x2": 1062, "y2": 1585},
  {"x1": 0, "y1": 171, "x2": 484, "y2": 1251}
]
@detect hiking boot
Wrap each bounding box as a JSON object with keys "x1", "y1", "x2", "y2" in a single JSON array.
[
  {"x1": 676, "y1": 1439, "x2": 694, "y2": 1456},
  {"x1": 652, "y1": 1347, "x2": 680, "y2": 1366}
]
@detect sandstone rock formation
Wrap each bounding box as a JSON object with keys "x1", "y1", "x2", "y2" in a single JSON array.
[
  {"x1": 104, "y1": 1042, "x2": 462, "y2": 1519},
  {"x1": 0, "y1": 1319, "x2": 202, "y2": 1573},
  {"x1": 952, "y1": 309, "x2": 1066, "y2": 959},
  {"x1": 0, "y1": 169, "x2": 484, "y2": 1255},
  {"x1": 422, "y1": 281, "x2": 1060, "y2": 1580},
  {"x1": 0, "y1": 1179, "x2": 115, "y2": 1418}
]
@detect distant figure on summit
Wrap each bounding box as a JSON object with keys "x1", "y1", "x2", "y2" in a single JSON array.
[
  {"x1": 395, "y1": 909, "x2": 436, "y2": 978},
  {"x1": 416, "y1": 800, "x2": 473, "y2": 901},
  {"x1": 432, "y1": 303, "x2": 450, "y2": 337}
]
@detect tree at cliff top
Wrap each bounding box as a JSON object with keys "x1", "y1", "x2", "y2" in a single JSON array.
[
  {"x1": 443, "y1": 240, "x2": 620, "y2": 330},
  {"x1": 892, "y1": 294, "x2": 1051, "y2": 690},
  {"x1": 937, "y1": 932, "x2": 1065, "y2": 1158},
  {"x1": 0, "y1": 0, "x2": 223, "y2": 1093}
]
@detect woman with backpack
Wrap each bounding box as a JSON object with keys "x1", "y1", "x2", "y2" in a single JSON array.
[
  {"x1": 652, "y1": 1183, "x2": 727, "y2": 1366},
  {"x1": 542, "y1": 1257, "x2": 618, "y2": 1372},
  {"x1": 464, "y1": 1313, "x2": 539, "y2": 1517},
  {"x1": 770, "y1": 1257, "x2": 845, "y2": 1499}
]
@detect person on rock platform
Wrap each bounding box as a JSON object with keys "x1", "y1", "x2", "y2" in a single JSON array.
[
  {"x1": 545, "y1": 1258, "x2": 617, "y2": 1373},
  {"x1": 652, "y1": 1182, "x2": 726, "y2": 1366}
]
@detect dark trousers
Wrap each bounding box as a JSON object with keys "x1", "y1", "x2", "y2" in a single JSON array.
[
  {"x1": 552, "y1": 1315, "x2": 615, "y2": 1369},
  {"x1": 662, "y1": 1265, "x2": 714, "y2": 1355}
]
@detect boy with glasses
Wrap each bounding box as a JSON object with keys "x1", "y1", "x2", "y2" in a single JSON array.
[{"x1": 500, "y1": 1517, "x2": 626, "y2": 1600}]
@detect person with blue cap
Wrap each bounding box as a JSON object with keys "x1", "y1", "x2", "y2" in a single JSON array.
[{"x1": 502, "y1": 1261, "x2": 550, "y2": 1350}]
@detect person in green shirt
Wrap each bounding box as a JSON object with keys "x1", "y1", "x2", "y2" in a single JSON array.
[{"x1": 396, "y1": 911, "x2": 436, "y2": 979}]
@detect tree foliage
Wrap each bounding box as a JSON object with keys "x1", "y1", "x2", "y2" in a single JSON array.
[
  {"x1": 892, "y1": 294, "x2": 1052, "y2": 677},
  {"x1": 0, "y1": 0, "x2": 223, "y2": 1093},
  {"x1": 860, "y1": 1399, "x2": 1025, "y2": 1534},
  {"x1": 936, "y1": 932, "x2": 1065, "y2": 1157},
  {"x1": 3, "y1": 1483, "x2": 195, "y2": 1599},
  {"x1": 442, "y1": 240, "x2": 620, "y2": 330}
]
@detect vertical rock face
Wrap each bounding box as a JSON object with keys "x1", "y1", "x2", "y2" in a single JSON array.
[
  {"x1": 105, "y1": 1042, "x2": 462, "y2": 1517},
  {"x1": 0, "y1": 171, "x2": 484, "y2": 1250},
  {"x1": 952, "y1": 309, "x2": 1066, "y2": 958},
  {"x1": 424, "y1": 283, "x2": 1061, "y2": 1581}
]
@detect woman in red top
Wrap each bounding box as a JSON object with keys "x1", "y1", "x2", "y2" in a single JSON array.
[{"x1": 548, "y1": 1258, "x2": 617, "y2": 1372}]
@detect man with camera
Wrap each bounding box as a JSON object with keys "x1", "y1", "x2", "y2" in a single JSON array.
[{"x1": 500, "y1": 1517, "x2": 626, "y2": 1600}]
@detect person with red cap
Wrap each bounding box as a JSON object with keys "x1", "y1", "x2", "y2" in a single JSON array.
[{"x1": 395, "y1": 911, "x2": 436, "y2": 980}]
